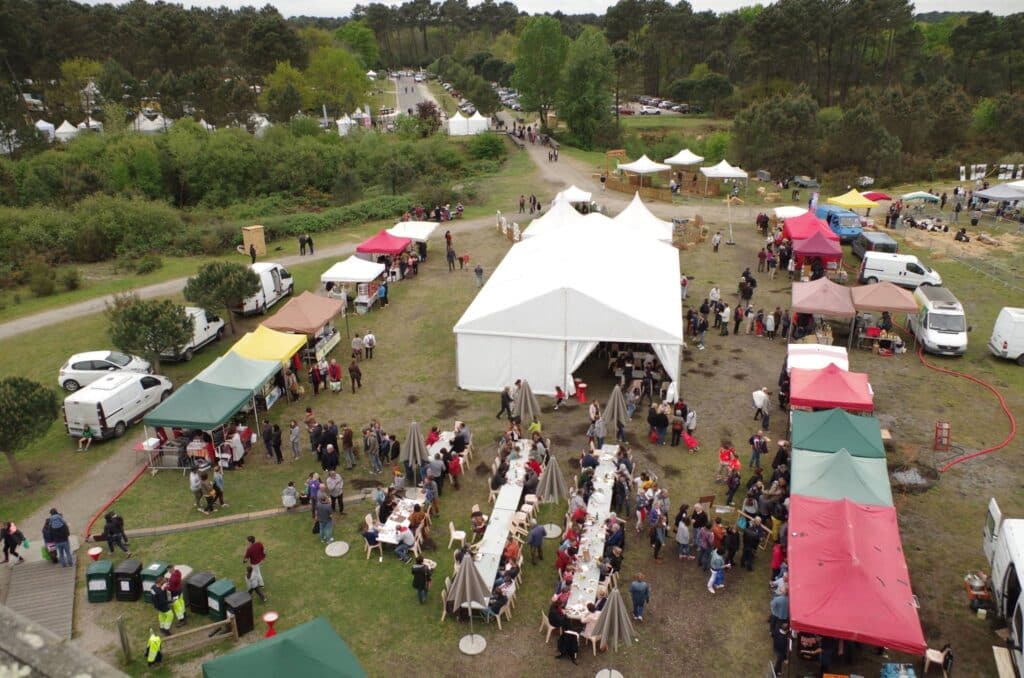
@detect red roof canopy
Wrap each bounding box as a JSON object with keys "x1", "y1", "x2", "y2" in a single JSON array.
[
  {"x1": 788, "y1": 495, "x2": 926, "y2": 655},
  {"x1": 783, "y1": 212, "x2": 839, "y2": 242},
  {"x1": 862, "y1": 191, "x2": 892, "y2": 201},
  {"x1": 789, "y1": 363, "x2": 873, "y2": 412},
  {"x1": 792, "y1": 230, "x2": 843, "y2": 260},
  {"x1": 356, "y1": 230, "x2": 412, "y2": 256}
]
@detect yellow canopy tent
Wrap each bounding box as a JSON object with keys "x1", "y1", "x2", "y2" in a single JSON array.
[
  {"x1": 827, "y1": 189, "x2": 879, "y2": 210},
  {"x1": 230, "y1": 325, "x2": 307, "y2": 367}
]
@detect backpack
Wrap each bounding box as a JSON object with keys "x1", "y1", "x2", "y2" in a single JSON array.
[{"x1": 49, "y1": 514, "x2": 65, "y2": 530}]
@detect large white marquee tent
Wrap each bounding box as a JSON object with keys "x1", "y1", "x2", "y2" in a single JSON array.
[{"x1": 613, "y1": 192, "x2": 674, "y2": 242}]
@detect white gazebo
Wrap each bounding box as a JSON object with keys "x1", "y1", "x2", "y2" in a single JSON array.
[
  {"x1": 521, "y1": 198, "x2": 587, "y2": 239},
  {"x1": 664, "y1": 148, "x2": 705, "y2": 166},
  {"x1": 613, "y1": 192, "x2": 673, "y2": 242},
  {"x1": 321, "y1": 256, "x2": 386, "y2": 287},
  {"x1": 700, "y1": 159, "x2": 749, "y2": 244},
  {"x1": 618, "y1": 154, "x2": 671, "y2": 187},
  {"x1": 198, "y1": 118, "x2": 215, "y2": 132},
  {"x1": 467, "y1": 110, "x2": 489, "y2": 134},
  {"x1": 336, "y1": 114, "x2": 354, "y2": 136},
  {"x1": 774, "y1": 205, "x2": 809, "y2": 220},
  {"x1": 386, "y1": 221, "x2": 439, "y2": 242},
  {"x1": 366, "y1": 70, "x2": 377, "y2": 80},
  {"x1": 554, "y1": 185, "x2": 593, "y2": 205},
  {"x1": 55, "y1": 120, "x2": 79, "y2": 142},
  {"x1": 34, "y1": 119, "x2": 55, "y2": 141},
  {"x1": 77, "y1": 117, "x2": 103, "y2": 132},
  {"x1": 447, "y1": 111, "x2": 470, "y2": 136}
]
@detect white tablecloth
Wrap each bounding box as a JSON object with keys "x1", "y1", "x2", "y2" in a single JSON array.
[
  {"x1": 566, "y1": 445, "x2": 619, "y2": 617},
  {"x1": 377, "y1": 489, "x2": 426, "y2": 545},
  {"x1": 427, "y1": 431, "x2": 455, "y2": 458},
  {"x1": 471, "y1": 455, "x2": 528, "y2": 593}
]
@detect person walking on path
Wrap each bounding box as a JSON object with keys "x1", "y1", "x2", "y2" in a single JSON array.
[
  {"x1": 48, "y1": 509, "x2": 73, "y2": 567},
  {"x1": 348, "y1": 360, "x2": 362, "y2": 393},
  {"x1": 103, "y1": 511, "x2": 131, "y2": 556},
  {"x1": 306, "y1": 234, "x2": 314, "y2": 255},
  {"x1": 629, "y1": 572, "x2": 651, "y2": 621},
  {"x1": 326, "y1": 470, "x2": 345, "y2": 514},
  {"x1": 289, "y1": 420, "x2": 301, "y2": 460},
  {"x1": 496, "y1": 386, "x2": 513, "y2": 419},
  {"x1": 712, "y1": 231, "x2": 722, "y2": 252},
  {"x1": 3, "y1": 521, "x2": 25, "y2": 565},
  {"x1": 249, "y1": 244, "x2": 256, "y2": 264},
  {"x1": 316, "y1": 493, "x2": 334, "y2": 544},
  {"x1": 298, "y1": 234, "x2": 307, "y2": 256},
  {"x1": 707, "y1": 547, "x2": 728, "y2": 593},
  {"x1": 474, "y1": 264, "x2": 484, "y2": 286},
  {"x1": 411, "y1": 556, "x2": 432, "y2": 604},
  {"x1": 243, "y1": 535, "x2": 267, "y2": 602},
  {"x1": 363, "y1": 331, "x2": 376, "y2": 359},
  {"x1": 447, "y1": 247, "x2": 457, "y2": 272},
  {"x1": 351, "y1": 333, "x2": 363, "y2": 361}
]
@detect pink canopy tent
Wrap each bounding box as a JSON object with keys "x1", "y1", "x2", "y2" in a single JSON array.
[
  {"x1": 791, "y1": 277, "x2": 855, "y2": 318},
  {"x1": 792, "y1": 230, "x2": 842, "y2": 263},
  {"x1": 356, "y1": 230, "x2": 412, "y2": 257},
  {"x1": 789, "y1": 363, "x2": 873, "y2": 412},
  {"x1": 783, "y1": 212, "x2": 838, "y2": 242}
]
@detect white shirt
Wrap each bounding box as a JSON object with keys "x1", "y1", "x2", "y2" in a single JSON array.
[
  {"x1": 712, "y1": 233, "x2": 722, "y2": 245},
  {"x1": 363, "y1": 333, "x2": 376, "y2": 349},
  {"x1": 709, "y1": 287, "x2": 721, "y2": 303},
  {"x1": 720, "y1": 306, "x2": 731, "y2": 323}
]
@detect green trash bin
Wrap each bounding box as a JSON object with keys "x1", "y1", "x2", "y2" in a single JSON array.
[
  {"x1": 142, "y1": 561, "x2": 170, "y2": 603},
  {"x1": 206, "y1": 579, "x2": 235, "y2": 621},
  {"x1": 87, "y1": 560, "x2": 114, "y2": 603}
]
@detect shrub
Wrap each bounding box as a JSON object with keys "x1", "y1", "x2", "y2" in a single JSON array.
[
  {"x1": 58, "y1": 268, "x2": 82, "y2": 291},
  {"x1": 467, "y1": 133, "x2": 507, "y2": 161},
  {"x1": 27, "y1": 260, "x2": 56, "y2": 297},
  {"x1": 134, "y1": 255, "x2": 163, "y2": 274}
]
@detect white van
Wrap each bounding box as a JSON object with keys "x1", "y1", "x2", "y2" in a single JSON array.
[
  {"x1": 63, "y1": 373, "x2": 173, "y2": 440},
  {"x1": 234, "y1": 263, "x2": 293, "y2": 315},
  {"x1": 983, "y1": 498, "x2": 1024, "y2": 675},
  {"x1": 907, "y1": 285, "x2": 969, "y2": 356},
  {"x1": 989, "y1": 307, "x2": 1024, "y2": 366},
  {"x1": 161, "y1": 307, "x2": 226, "y2": 361},
  {"x1": 859, "y1": 252, "x2": 942, "y2": 289}
]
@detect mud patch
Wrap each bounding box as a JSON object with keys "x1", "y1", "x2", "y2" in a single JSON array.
[
  {"x1": 643, "y1": 450, "x2": 659, "y2": 463},
  {"x1": 662, "y1": 464, "x2": 682, "y2": 478},
  {"x1": 406, "y1": 394, "x2": 419, "y2": 404},
  {"x1": 889, "y1": 462, "x2": 939, "y2": 493},
  {"x1": 712, "y1": 359, "x2": 720, "y2": 366},
  {"x1": 567, "y1": 457, "x2": 581, "y2": 469},
  {"x1": 571, "y1": 422, "x2": 591, "y2": 436},
  {"x1": 475, "y1": 462, "x2": 491, "y2": 477},
  {"x1": 435, "y1": 398, "x2": 465, "y2": 418},
  {"x1": 350, "y1": 478, "x2": 381, "y2": 490},
  {"x1": 731, "y1": 373, "x2": 747, "y2": 380},
  {"x1": 550, "y1": 434, "x2": 571, "y2": 447}
]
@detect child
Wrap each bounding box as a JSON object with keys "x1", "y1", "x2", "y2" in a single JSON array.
[
  {"x1": 212, "y1": 464, "x2": 227, "y2": 508},
  {"x1": 282, "y1": 481, "x2": 298, "y2": 510},
  {"x1": 707, "y1": 547, "x2": 728, "y2": 594},
  {"x1": 245, "y1": 565, "x2": 266, "y2": 602},
  {"x1": 553, "y1": 386, "x2": 566, "y2": 410}
]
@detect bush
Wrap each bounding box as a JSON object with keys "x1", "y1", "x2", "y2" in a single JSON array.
[
  {"x1": 467, "y1": 133, "x2": 507, "y2": 161},
  {"x1": 27, "y1": 260, "x2": 56, "y2": 297},
  {"x1": 134, "y1": 255, "x2": 163, "y2": 274},
  {"x1": 58, "y1": 268, "x2": 82, "y2": 291}
]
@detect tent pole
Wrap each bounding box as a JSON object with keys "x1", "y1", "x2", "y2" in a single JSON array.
[
  {"x1": 253, "y1": 395, "x2": 260, "y2": 432},
  {"x1": 847, "y1": 317, "x2": 856, "y2": 350}
]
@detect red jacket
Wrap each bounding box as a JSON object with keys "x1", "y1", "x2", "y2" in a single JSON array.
[{"x1": 245, "y1": 541, "x2": 266, "y2": 565}]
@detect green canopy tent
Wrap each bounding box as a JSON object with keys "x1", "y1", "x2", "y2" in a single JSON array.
[
  {"x1": 790, "y1": 409, "x2": 885, "y2": 458},
  {"x1": 144, "y1": 380, "x2": 252, "y2": 430},
  {"x1": 791, "y1": 448, "x2": 893, "y2": 507},
  {"x1": 202, "y1": 617, "x2": 366, "y2": 678},
  {"x1": 194, "y1": 353, "x2": 282, "y2": 430}
]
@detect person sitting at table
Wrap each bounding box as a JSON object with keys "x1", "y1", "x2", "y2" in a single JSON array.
[
  {"x1": 408, "y1": 504, "x2": 427, "y2": 532},
  {"x1": 501, "y1": 536, "x2": 520, "y2": 564},
  {"x1": 556, "y1": 545, "x2": 577, "y2": 574},
  {"x1": 470, "y1": 511, "x2": 487, "y2": 537},
  {"x1": 548, "y1": 596, "x2": 571, "y2": 631},
  {"x1": 878, "y1": 311, "x2": 893, "y2": 332},
  {"x1": 607, "y1": 546, "x2": 624, "y2": 573},
  {"x1": 568, "y1": 487, "x2": 586, "y2": 515},
  {"x1": 495, "y1": 561, "x2": 520, "y2": 587},
  {"x1": 362, "y1": 525, "x2": 379, "y2": 547},
  {"x1": 480, "y1": 583, "x2": 510, "y2": 622},
  {"x1": 604, "y1": 521, "x2": 624, "y2": 556},
  {"x1": 490, "y1": 463, "x2": 507, "y2": 492},
  {"x1": 425, "y1": 426, "x2": 440, "y2": 447},
  {"x1": 523, "y1": 468, "x2": 539, "y2": 497},
  {"x1": 580, "y1": 448, "x2": 599, "y2": 471},
  {"x1": 379, "y1": 491, "x2": 397, "y2": 524},
  {"x1": 526, "y1": 455, "x2": 543, "y2": 478},
  {"x1": 395, "y1": 526, "x2": 415, "y2": 563},
  {"x1": 527, "y1": 416, "x2": 542, "y2": 436},
  {"x1": 450, "y1": 427, "x2": 468, "y2": 455}
]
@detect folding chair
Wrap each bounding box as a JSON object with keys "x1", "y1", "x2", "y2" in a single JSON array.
[{"x1": 363, "y1": 535, "x2": 383, "y2": 560}]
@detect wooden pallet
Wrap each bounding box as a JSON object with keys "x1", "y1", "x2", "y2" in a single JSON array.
[{"x1": 5, "y1": 561, "x2": 76, "y2": 639}]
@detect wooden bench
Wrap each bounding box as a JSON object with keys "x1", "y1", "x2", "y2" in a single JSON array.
[
  {"x1": 992, "y1": 645, "x2": 1015, "y2": 678},
  {"x1": 880, "y1": 428, "x2": 894, "y2": 448}
]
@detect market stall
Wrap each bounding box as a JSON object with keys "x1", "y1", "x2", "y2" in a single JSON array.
[
  {"x1": 791, "y1": 448, "x2": 893, "y2": 506},
  {"x1": 143, "y1": 380, "x2": 254, "y2": 467},
  {"x1": 229, "y1": 325, "x2": 307, "y2": 409},
  {"x1": 790, "y1": 408, "x2": 885, "y2": 458},
  {"x1": 791, "y1": 230, "x2": 843, "y2": 278},
  {"x1": 788, "y1": 363, "x2": 874, "y2": 413},
  {"x1": 387, "y1": 221, "x2": 437, "y2": 261},
  {"x1": 320, "y1": 256, "x2": 387, "y2": 315},
  {"x1": 355, "y1": 230, "x2": 412, "y2": 258},
  {"x1": 786, "y1": 344, "x2": 849, "y2": 372},
  {"x1": 618, "y1": 154, "x2": 671, "y2": 188},
  {"x1": 262, "y1": 291, "x2": 345, "y2": 363},
  {"x1": 612, "y1": 192, "x2": 674, "y2": 242},
  {"x1": 827, "y1": 188, "x2": 879, "y2": 211},
  {"x1": 790, "y1": 277, "x2": 856, "y2": 343},
  {"x1": 193, "y1": 353, "x2": 280, "y2": 462},
  {"x1": 849, "y1": 282, "x2": 918, "y2": 350},
  {"x1": 783, "y1": 212, "x2": 838, "y2": 242},
  {"x1": 553, "y1": 185, "x2": 593, "y2": 206}
]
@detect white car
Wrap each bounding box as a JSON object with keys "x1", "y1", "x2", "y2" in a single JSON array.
[
  {"x1": 639, "y1": 105, "x2": 661, "y2": 115},
  {"x1": 58, "y1": 350, "x2": 152, "y2": 392}
]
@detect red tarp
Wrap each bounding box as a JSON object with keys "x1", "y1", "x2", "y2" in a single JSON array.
[
  {"x1": 862, "y1": 191, "x2": 892, "y2": 202},
  {"x1": 792, "y1": 230, "x2": 843, "y2": 260},
  {"x1": 789, "y1": 363, "x2": 874, "y2": 412},
  {"x1": 783, "y1": 212, "x2": 839, "y2": 242},
  {"x1": 788, "y1": 495, "x2": 926, "y2": 655},
  {"x1": 356, "y1": 230, "x2": 412, "y2": 256}
]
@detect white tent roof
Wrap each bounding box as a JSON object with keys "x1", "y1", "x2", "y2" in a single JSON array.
[
  {"x1": 554, "y1": 185, "x2": 592, "y2": 204},
  {"x1": 35, "y1": 119, "x2": 55, "y2": 140},
  {"x1": 664, "y1": 148, "x2": 704, "y2": 166},
  {"x1": 366, "y1": 70, "x2": 377, "y2": 78},
  {"x1": 77, "y1": 118, "x2": 103, "y2": 130},
  {"x1": 55, "y1": 120, "x2": 79, "y2": 141},
  {"x1": 700, "y1": 159, "x2": 748, "y2": 179},
  {"x1": 448, "y1": 110, "x2": 470, "y2": 136},
  {"x1": 1009, "y1": 179, "x2": 1024, "y2": 189},
  {"x1": 619, "y1": 154, "x2": 671, "y2": 175},
  {"x1": 774, "y1": 205, "x2": 809, "y2": 219},
  {"x1": 386, "y1": 221, "x2": 438, "y2": 242},
  {"x1": 613, "y1": 192, "x2": 673, "y2": 242},
  {"x1": 469, "y1": 110, "x2": 487, "y2": 120},
  {"x1": 198, "y1": 118, "x2": 214, "y2": 131},
  {"x1": 521, "y1": 199, "x2": 587, "y2": 239},
  {"x1": 787, "y1": 343, "x2": 849, "y2": 373},
  {"x1": 320, "y1": 256, "x2": 386, "y2": 284}
]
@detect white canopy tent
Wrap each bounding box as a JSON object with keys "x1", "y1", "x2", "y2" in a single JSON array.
[
  {"x1": 336, "y1": 114, "x2": 354, "y2": 136},
  {"x1": 55, "y1": 120, "x2": 79, "y2": 142},
  {"x1": 612, "y1": 192, "x2": 673, "y2": 242},
  {"x1": 664, "y1": 149, "x2": 704, "y2": 166},
  {"x1": 454, "y1": 227, "x2": 683, "y2": 397},
  {"x1": 34, "y1": 119, "x2": 55, "y2": 141},
  {"x1": 386, "y1": 221, "x2": 439, "y2": 242},
  {"x1": 975, "y1": 184, "x2": 1024, "y2": 201},
  {"x1": 774, "y1": 205, "x2": 809, "y2": 219},
  {"x1": 77, "y1": 117, "x2": 103, "y2": 132},
  {"x1": 321, "y1": 256, "x2": 386, "y2": 285},
  {"x1": 619, "y1": 154, "x2": 671, "y2": 175},
  {"x1": 366, "y1": 70, "x2": 377, "y2": 80},
  {"x1": 554, "y1": 185, "x2": 593, "y2": 205},
  {"x1": 198, "y1": 118, "x2": 215, "y2": 131},
  {"x1": 447, "y1": 111, "x2": 470, "y2": 136},
  {"x1": 133, "y1": 113, "x2": 167, "y2": 134},
  {"x1": 467, "y1": 110, "x2": 489, "y2": 134},
  {"x1": 787, "y1": 343, "x2": 849, "y2": 373},
  {"x1": 520, "y1": 198, "x2": 587, "y2": 239},
  {"x1": 700, "y1": 159, "x2": 748, "y2": 180}
]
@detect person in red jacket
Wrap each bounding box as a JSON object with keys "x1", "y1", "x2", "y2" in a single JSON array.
[
  {"x1": 243, "y1": 535, "x2": 267, "y2": 602},
  {"x1": 167, "y1": 566, "x2": 186, "y2": 626}
]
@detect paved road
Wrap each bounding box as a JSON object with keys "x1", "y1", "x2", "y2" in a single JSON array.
[{"x1": 393, "y1": 76, "x2": 437, "y2": 116}]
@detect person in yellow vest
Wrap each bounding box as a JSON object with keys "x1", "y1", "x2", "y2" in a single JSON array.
[
  {"x1": 146, "y1": 629, "x2": 163, "y2": 666},
  {"x1": 152, "y1": 575, "x2": 173, "y2": 636}
]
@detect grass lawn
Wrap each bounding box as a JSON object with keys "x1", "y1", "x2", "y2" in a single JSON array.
[{"x1": 425, "y1": 83, "x2": 456, "y2": 116}]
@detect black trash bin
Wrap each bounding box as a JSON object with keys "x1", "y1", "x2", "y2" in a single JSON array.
[
  {"x1": 224, "y1": 590, "x2": 254, "y2": 635},
  {"x1": 185, "y1": 571, "x2": 215, "y2": 615},
  {"x1": 113, "y1": 559, "x2": 142, "y2": 602}
]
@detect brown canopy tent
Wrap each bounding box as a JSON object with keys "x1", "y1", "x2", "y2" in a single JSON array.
[
  {"x1": 262, "y1": 291, "x2": 345, "y2": 363},
  {"x1": 848, "y1": 282, "x2": 918, "y2": 348},
  {"x1": 790, "y1": 277, "x2": 856, "y2": 344}
]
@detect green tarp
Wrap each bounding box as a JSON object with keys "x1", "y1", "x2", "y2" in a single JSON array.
[
  {"x1": 790, "y1": 409, "x2": 885, "y2": 458},
  {"x1": 144, "y1": 380, "x2": 251, "y2": 430},
  {"x1": 791, "y1": 448, "x2": 893, "y2": 506},
  {"x1": 195, "y1": 352, "x2": 280, "y2": 394},
  {"x1": 202, "y1": 617, "x2": 365, "y2": 678}
]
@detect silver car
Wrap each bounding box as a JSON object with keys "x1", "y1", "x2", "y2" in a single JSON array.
[{"x1": 58, "y1": 350, "x2": 152, "y2": 391}]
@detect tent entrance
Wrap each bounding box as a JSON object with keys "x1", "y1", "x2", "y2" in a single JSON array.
[{"x1": 571, "y1": 342, "x2": 671, "y2": 402}]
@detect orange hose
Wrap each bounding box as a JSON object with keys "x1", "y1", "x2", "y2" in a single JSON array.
[{"x1": 84, "y1": 462, "x2": 150, "y2": 540}]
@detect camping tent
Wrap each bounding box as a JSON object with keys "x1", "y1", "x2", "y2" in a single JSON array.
[
  {"x1": 195, "y1": 352, "x2": 280, "y2": 393},
  {"x1": 664, "y1": 148, "x2": 704, "y2": 166},
  {"x1": 619, "y1": 154, "x2": 671, "y2": 175},
  {"x1": 791, "y1": 448, "x2": 893, "y2": 506},
  {"x1": 263, "y1": 291, "x2": 344, "y2": 336},
  {"x1": 554, "y1": 185, "x2": 593, "y2": 205},
  {"x1": 230, "y1": 325, "x2": 307, "y2": 367},
  {"x1": 791, "y1": 277, "x2": 855, "y2": 318},
  {"x1": 792, "y1": 230, "x2": 842, "y2": 262},
  {"x1": 827, "y1": 189, "x2": 879, "y2": 210},
  {"x1": 454, "y1": 227, "x2": 682, "y2": 397},
  {"x1": 783, "y1": 212, "x2": 837, "y2": 241},
  {"x1": 788, "y1": 496, "x2": 926, "y2": 655},
  {"x1": 447, "y1": 111, "x2": 469, "y2": 136},
  {"x1": 520, "y1": 199, "x2": 588, "y2": 239},
  {"x1": 786, "y1": 344, "x2": 849, "y2": 373},
  {"x1": 55, "y1": 120, "x2": 79, "y2": 142},
  {"x1": 790, "y1": 409, "x2": 884, "y2": 458},
  {"x1": 387, "y1": 221, "x2": 438, "y2": 242},
  {"x1": 789, "y1": 363, "x2": 873, "y2": 412},
  {"x1": 774, "y1": 205, "x2": 808, "y2": 219},
  {"x1": 850, "y1": 282, "x2": 917, "y2": 313},
  {"x1": 202, "y1": 617, "x2": 366, "y2": 678},
  {"x1": 974, "y1": 183, "x2": 1024, "y2": 201},
  {"x1": 34, "y1": 119, "x2": 55, "y2": 141},
  {"x1": 320, "y1": 256, "x2": 386, "y2": 284},
  {"x1": 467, "y1": 110, "x2": 489, "y2": 134},
  {"x1": 355, "y1": 230, "x2": 412, "y2": 257},
  {"x1": 611, "y1": 192, "x2": 674, "y2": 242},
  {"x1": 144, "y1": 380, "x2": 251, "y2": 430}
]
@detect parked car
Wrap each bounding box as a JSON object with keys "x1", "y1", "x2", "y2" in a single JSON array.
[
  {"x1": 815, "y1": 205, "x2": 864, "y2": 243},
  {"x1": 58, "y1": 350, "x2": 152, "y2": 392},
  {"x1": 907, "y1": 285, "x2": 968, "y2": 356},
  {"x1": 791, "y1": 175, "x2": 820, "y2": 188},
  {"x1": 672, "y1": 104, "x2": 688, "y2": 113},
  {"x1": 659, "y1": 100, "x2": 675, "y2": 110},
  {"x1": 688, "y1": 104, "x2": 704, "y2": 114},
  {"x1": 63, "y1": 373, "x2": 173, "y2": 440},
  {"x1": 640, "y1": 105, "x2": 661, "y2": 115},
  {"x1": 161, "y1": 307, "x2": 225, "y2": 362},
  {"x1": 618, "y1": 106, "x2": 635, "y2": 115},
  {"x1": 850, "y1": 232, "x2": 898, "y2": 260},
  {"x1": 234, "y1": 262, "x2": 294, "y2": 315}
]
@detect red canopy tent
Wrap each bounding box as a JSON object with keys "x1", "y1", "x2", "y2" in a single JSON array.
[
  {"x1": 792, "y1": 230, "x2": 842, "y2": 263},
  {"x1": 783, "y1": 212, "x2": 839, "y2": 242},
  {"x1": 356, "y1": 230, "x2": 412, "y2": 257},
  {"x1": 788, "y1": 495, "x2": 926, "y2": 655},
  {"x1": 789, "y1": 363, "x2": 873, "y2": 412},
  {"x1": 862, "y1": 191, "x2": 892, "y2": 202}
]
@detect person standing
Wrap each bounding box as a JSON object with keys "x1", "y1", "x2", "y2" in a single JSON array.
[
  {"x1": 680, "y1": 275, "x2": 689, "y2": 300},
  {"x1": 289, "y1": 420, "x2": 301, "y2": 460},
  {"x1": 650, "y1": 514, "x2": 667, "y2": 562},
  {"x1": 189, "y1": 468, "x2": 203, "y2": 509},
  {"x1": 363, "y1": 331, "x2": 376, "y2": 360},
  {"x1": 474, "y1": 264, "x2": 484, "y2": 287},
  {"x1": 711, "y1": 231, "x2": 722, "y2": 252},
  {"x1": 496, "y1": 386, "x2": 513, "y2": 419},
  {"x1": 316, "y1": 493, "x2": 333, "y2": 544},
  {"x1": 719, "y1": 303, "x2": 731, "y2": 336},
  {"x1": 365, "y1": 428, "x2": 382, "y2": 474},
  {"x1": 308, "y1": 362, "x2": 321, "y2": 396},
  {"x1": 378, "y1": 281, "x2": 388, "y2": 308},
  {"x1": 167, "y1": 566, "x2": 186, "y2": 626},
  {"x1": 212, "y1": 464, "x2": 227, "y2": 507},
  {"x1": 243, "y1": 535, "x2": 267, "y2": 602},
  {"x1": 629, "y1": 572, "x2": 651, "y2": 622},
  {"x1": 765, "y1": 312, "x2": 776, "y2": 340},
  {"x1": 298, "y1": 233, "x2": 307, "y2": 256},
  {"x1": 271, "y1": 424, "x2": 283, "y2": 464},
  {"x1": 707, "y1": 547, "x2": 728, "y2": 594},
  {"x1": 306, "y1": 234, "x2": 314, "y2": 255},
  {"x1": 348, "y1": 360, "x2": 362, "y2": 393},
  {"x1": 527, "y1": 523, "x2": 546, "y2": 564},
  {"x1": 48, "y1": 509, "x2": 72, "y2": 567},
  {"x1": 152, "y1": 576, "x2": 173, "y2": 635},
  {"x1": 519, "y1": 195, "x2": 526, "y2": 213},
  {"x1": 262, "y1": 421, "x2": 274, "y2": 459},
  {"x1": 772, "y1": 620, "x2": 791, "y2": 675},
  {"x1": 103, "y1": 512, "x2": 131, "y2": 556},
  {"x1": 696, "y1": 315, "x2": 708, "y2": 350},
  {"x1": 326, "y1": 470, "x2": 345, "y2": 514},
  {"x1": 411, "y1": 556, "x2": 431, "y2": 604},
  {"x1": 351, "y1": 333, "x2": 363, "y2": 361},
  {"x1": 249, "y1": 244, "x2": 256, "y2": 264},
  {"x1": 741, "y1": 517, "x2": 762, "y2": 571}
]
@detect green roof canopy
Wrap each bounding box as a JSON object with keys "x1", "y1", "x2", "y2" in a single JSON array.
[
  {"x1": 195, "y1": 352, "x2": 280, "y2": 394},
  {"x1": 202, "y1": 617, "x2": 365, "y2": 678},
  {"x1": 790, "y1": 409, "x2": 885, "y2": 458},
  {"x1": 144, "y1": 380, "x2": 251, "y2": 430},
  {"x1": 791, "y1": 448, "x2": 893, "y2": 506}
]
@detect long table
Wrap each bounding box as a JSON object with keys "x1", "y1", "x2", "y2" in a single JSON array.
[
  {"x1": 427, "y1": 431, "x2": 455, "y2": 458},
  {"x1": 471, "y1": 455, "x2": 528, "y2": 596},
  {"x1": 565, "y1": 445, "x2": 619, "y2": 618},
  {"x1": 377, "y1": 488, "x2": 426, "y2": 545}
]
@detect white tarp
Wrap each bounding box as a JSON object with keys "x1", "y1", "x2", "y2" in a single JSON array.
[
  {"x1": 613, "y1": 192, "x2": 673, "y2": 242},
  {"x1": 700, "y1": 159, "x2": 748, "y2": 179},
  {"x1": 554, "y1": 185, "x2": 592, "y2": 204},
  {"x1": 787, "y1": 343, "x2": 849, "y2": 373},
  {"x1": 619, "y1": 154, "x2": 671, "y2": 175},
  {"x1": 34, "y1": 119, "x2": 55, "y2": 141},
  {"x1": 447, "y1": 111, "x2": 470, "y2": 136},
  {"x1": 774, "y1": 205, "x2": 809, "y2": 219},
  {"x1": 467, "y1": 110, "x2": 489, "y2": 134},
  {"x1": 386, "y1": 221, "x2": 438, "y2": 242},
  {"x1": 454, "y1": 226, "x2": 682, "y2": 397},
  {"x1": 55, "y1": 120, "x2": 79, "y2": 142},
  {"x1": 320, "y1": 256, "x2": 386, "y2": 284},
  {"x1": 975, "y1": 184, "x2": 1024, "y2": 201},
  {"x1": 664, "y1": 149, "x2": 704, "y2": 166}
]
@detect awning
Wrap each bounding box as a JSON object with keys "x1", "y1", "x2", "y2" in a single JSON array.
[
  {"x1": 862, "y1": 191, "x2": 891, "y2": 202},
  {"x1": 787, "y1": 344, "x2": 849, "y2": 373},
  {"x1": 321, "y1": 256, "x2": 385, "y2": 284},
  {"x1": 827, "y1": 189, "x2": 879, "y2": 210},
  {"x1": 790, "y1": 408, "x2": 885, "y2": 458},
  {"x1": 619, "y1": 154, "x2": 671, "y2": 175},
  {"x1": 901, "y1": 191, "x2": 939, "y2": 203},
  {"x1": 386, "y1": 221, "x2": 438, "y2": 242},
  {"x1": 664, "y1": 149, "x2": 704, "y2": 166},
  {"x1": 263, "y1": 291, "x2": 343, "y2": 336},
  {"x1": 144, "y1": 381, "x2": 251, "y2": 430},
  {"x1": 792, "y1": 277, "x2": 855, "y2": 318},
  {"x1": 783, "y1": 212, "x2": 837, "y2": 241},
  {"x1": 195, "y1": 352, "x2": 280, "y2": 393},
  {"x1": 788, "y1": 496, "x2": 926, "y2": 655},
  {"x1": 851, "y1": 282, "x2": 918, "y2": 314},
  {"x1": 789, "y1": 363, "x2": 873, "y2": 412},
  {"x1": 356, "y1": 230, "x2": 412, "y2": 257},
  {"x1": 792, "y1": 230, "x2": 842, "y2": 260},
  {"x1": 974, "y1": 184, "x2": 1024, "y2": 201},
  {"x1": 230, "y1": 325, "x2": 307, "y2": 366},
  {"x1": 791, "y1": 448, "x2": 893, "y2": 506}
]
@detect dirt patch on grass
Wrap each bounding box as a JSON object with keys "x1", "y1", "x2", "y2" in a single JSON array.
[
  {"x1": 730, "y1": 348, "x2": 743, "y2": 354},
  {"x1": 571, "y1": 422, "x2": 591, "y2": 436},
  {"x1": 406, "y1": 394, "x2": 419, "y2": 404},
  {"x1": 349, "y1": 478, "x2": 380, "y2": 490},
  {"x1": 549, "y1": 433, "x2": 571, "y2": 447},
  {"x1": 662, "y1": 464, "x2": 682, "y2": 478},
  {"x1": 474, "y1": 463, "x2": 491, "y2": 476},
  {"x1": 889, "y1": 461, "x2": 940, "y2": 493},
  {"x1": 435, "y1": 398, "x2": 465, "y2": 418},
  {"x1": 731, "y1": 373, "x2": 747, "y2": 380}
]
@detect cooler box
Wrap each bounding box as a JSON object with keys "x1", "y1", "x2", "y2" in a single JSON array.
[
  {"x1": 207, "y1": 579, "x2": 235, "y2": 621},
  {"x1": 141, "y1": 561, "x2": 170, "y2": 603},
  {"x1": 86, "y1": 560, "x2": 113, "y2": 603},
  {"x1": 113, "y1": 559, "x2": 142, "y2": 602},
  {"x1": 225, "y1": 590, "x2": 254, "y2": 635},
  {"x1": 185, "y1": 571, "x2": 215, "y2": 614}
]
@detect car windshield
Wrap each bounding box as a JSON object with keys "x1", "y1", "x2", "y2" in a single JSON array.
[
  {"x1": 837, "y1": 216, "x2": 859, "y2": 229},
  {"x1": 929, "y1": 314, "x2": 965, "y2": 332},
  {"x1": 106, "y1": 351, "x2": 133, "y2": 366}
]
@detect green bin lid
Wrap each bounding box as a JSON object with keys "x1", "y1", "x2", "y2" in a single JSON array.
[
  {"x1": 208, "y1": 579, "x2": 235, "y2": 596},
  {"x1": 87, "y1": 560, "x2": 113, "y2": 575},
  {"x1": 143, "y1": 561, "x2": 170, "y2": 575}
]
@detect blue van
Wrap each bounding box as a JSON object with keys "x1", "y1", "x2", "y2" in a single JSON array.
[{"x1": 815, "y1": 205, "x2": 863, "y2": 243}]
